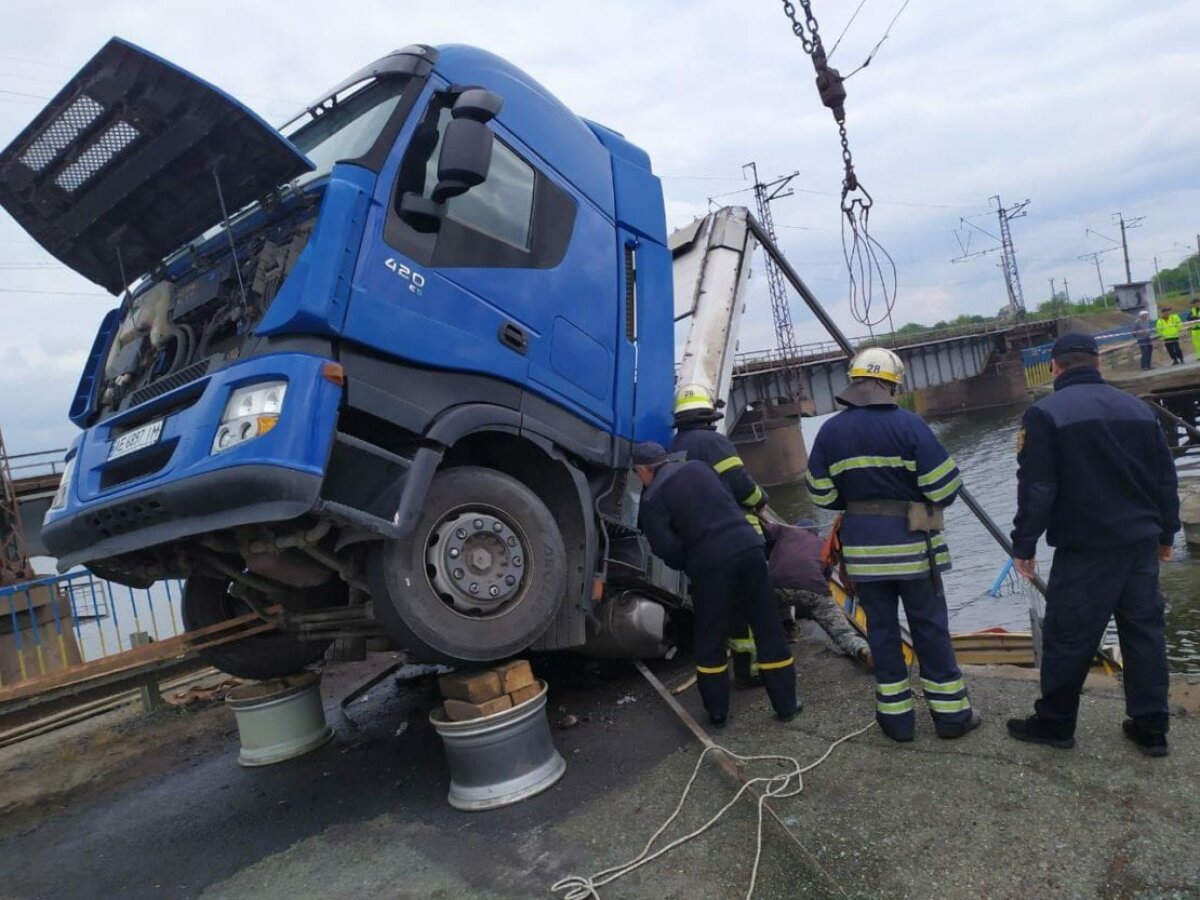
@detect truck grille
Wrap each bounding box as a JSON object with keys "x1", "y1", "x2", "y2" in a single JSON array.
[
  {"x1": 128, "y1": 358, "x2": 212, "y2": 407},
  {"x1": 87, "y1": 496, "x2": 169, "y2": 539}
]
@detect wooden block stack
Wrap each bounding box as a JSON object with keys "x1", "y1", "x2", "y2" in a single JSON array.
[{"x1": 438, "y1": 659, "x2": 539, "y2": 721}]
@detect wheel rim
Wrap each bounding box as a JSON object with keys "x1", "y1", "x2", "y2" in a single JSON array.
[{"x1": 426, "y1": 509, "x2": 529, "y2": 618}]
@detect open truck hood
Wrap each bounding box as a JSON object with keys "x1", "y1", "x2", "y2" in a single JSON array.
[{"x1": 0, "y1": 38, "x2": 314, "y2": 294}]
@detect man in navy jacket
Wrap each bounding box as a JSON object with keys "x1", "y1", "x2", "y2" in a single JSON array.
[
  {"x1": 1009, "y1": 333, "x2": 1179, "y2": 756},
  {"x1": 634, "y1": 441, "x2": 800, "y2": 728}
]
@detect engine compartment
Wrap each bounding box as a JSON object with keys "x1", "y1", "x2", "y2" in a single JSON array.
[{"x1": 96, "y1": 205, "x2": 318, "y2": 420}]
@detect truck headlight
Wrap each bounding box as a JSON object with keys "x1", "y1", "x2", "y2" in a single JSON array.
[
  {"x1": 211, "y1": 381, "x2": 287, "y2": 454},
  {"x1": 48, "y1": 456, "x2": 76, "y2": 512}
]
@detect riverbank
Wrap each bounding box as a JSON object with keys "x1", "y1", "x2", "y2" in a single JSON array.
[{"x1": 1, "y1": 633, "x2": 1196, "y2": 899}]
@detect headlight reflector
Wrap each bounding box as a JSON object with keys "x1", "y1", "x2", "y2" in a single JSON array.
[
  {"x1": 48, "y1": 456, "x2": 76, "y2": 512},
  {"x1": 211, "y1": 381, "x2": 287, "y2": 454}
]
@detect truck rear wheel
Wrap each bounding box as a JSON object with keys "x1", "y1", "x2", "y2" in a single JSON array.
[
  {"x1": 182, "y1": 576, "x2": 334, "y2": 680},
  {"x1": 368, "y1": 466, "x2": 567, "y2": 663}
]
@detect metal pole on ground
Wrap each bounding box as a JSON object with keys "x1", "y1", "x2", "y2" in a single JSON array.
[{"x1": 633, "y1": 660, "x2": 851, "y2": 899}]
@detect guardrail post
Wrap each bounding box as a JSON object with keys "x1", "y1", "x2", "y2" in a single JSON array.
[{"x1": 129, "y1": 631, "x2": 163, "y2": 713}]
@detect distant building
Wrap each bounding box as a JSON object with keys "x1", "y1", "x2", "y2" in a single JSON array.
[{"x1": 1112, "y1": 281, "x2": 1157, "y2": 317}]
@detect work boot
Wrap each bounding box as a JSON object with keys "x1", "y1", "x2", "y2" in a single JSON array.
[
  {"x1": 1005, "y1": 715, "x2": 1075, "y2": 749},
  {"x1": 935, "y1": 708, "x2": 982, "y2": 739},
  {"x1": 1122, "y1": 719, "x2": 1168, "y2": 758},
  {"x1": 775, "y1": 697, "x2": 805, "y2": 723},
  {"x1": 878, "y1": 723, "x2": 914, "y2": 743}
]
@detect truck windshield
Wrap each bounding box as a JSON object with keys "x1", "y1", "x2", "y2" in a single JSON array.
[{"x1": 283, "y1": 77, "x2": 409, "y2": 184}]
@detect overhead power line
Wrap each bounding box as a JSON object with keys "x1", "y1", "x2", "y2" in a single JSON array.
[
  {"x1": 0, "y1": 51, "x2": 73, "y2": 69},
  {"x1": 0, "y1": 88, "x2": 49, "y2": 100},
  {"x1": 0, "y1": 288, "x2": 108, "y2": 297},
  {"x1": 827, "y1": 0, "x2": 869, "y2": 61}
]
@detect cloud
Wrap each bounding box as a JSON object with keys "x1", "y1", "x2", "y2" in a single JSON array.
[{"x1": 0, "y1": 0, "x2": 1197, "y2": 454}]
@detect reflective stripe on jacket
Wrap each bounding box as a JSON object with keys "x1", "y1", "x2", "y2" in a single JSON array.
[
  {"x1": 804, "y1": 405, "x2": 961, "y2": 582},
  {"x1": 672, "y1": 425, "x2": 768, "y2": 533}
]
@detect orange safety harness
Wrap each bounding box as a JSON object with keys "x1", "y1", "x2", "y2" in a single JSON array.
[{"x1": 820, "y1": 514, "x2": 855, "y2": 596}]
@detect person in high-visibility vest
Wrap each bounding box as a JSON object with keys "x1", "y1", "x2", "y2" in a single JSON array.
[
  {"x1": 1155, "y1": 307, "x2": 1185, "y2": 365},
  {"x1": 1188, "y1": 303, "x2": 1200, "y2": 360},
  {"x1": 670, "y1": 384, "x2": 771, "y2": 688}
]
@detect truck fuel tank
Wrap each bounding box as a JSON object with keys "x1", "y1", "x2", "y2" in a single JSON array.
[{"x1": 580, "y1": 591, "x2": 670, "y2": 659}]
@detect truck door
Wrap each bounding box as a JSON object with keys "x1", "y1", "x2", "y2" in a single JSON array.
[{"x1": 345, "y1": 86, "x2": 619, "y2": 431}]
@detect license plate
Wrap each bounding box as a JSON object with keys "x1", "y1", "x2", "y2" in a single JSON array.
[{"x1": 108, "y1": 419, "x2": 164, "y2": 460}]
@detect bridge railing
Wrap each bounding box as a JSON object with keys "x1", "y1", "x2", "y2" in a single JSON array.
[
  {"x1": 1020, "y1": 323, "x2": 1156, "y2": 387},
  {"x1": 736, "y1": 318, "x2": 1014, "y2": 372},
  {"x1": 0, "y1": 570, "x2": 185, "y2": 688},
  {"x1": 4, "y1": 447, "x2": 70, "y2": 482}
]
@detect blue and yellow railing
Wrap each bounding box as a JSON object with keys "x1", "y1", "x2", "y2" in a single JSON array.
[{"x1": 0, "y1": 571, "x2": 185, "y2": 688}]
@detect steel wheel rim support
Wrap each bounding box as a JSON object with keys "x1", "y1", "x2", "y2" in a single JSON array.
[
  {"x1": 429, "y1": 680, "x2": 565, "y2": 811},
  {"x1": 226, "y1": 672, "x2": 333, "y2": 767}
]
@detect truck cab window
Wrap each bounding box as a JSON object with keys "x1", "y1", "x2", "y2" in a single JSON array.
[
  {"x1": 387, "y1": 92, "x2": 575, "y2": 269},
  {"x1": 283, "y1": 78, "x2": 410, "y2": 185},
  {"x1": 449, "y1": 141, "x2": 535, "y2": 249}
]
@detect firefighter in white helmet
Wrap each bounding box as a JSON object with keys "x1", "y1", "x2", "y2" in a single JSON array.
[
  {"x1": 805, "y1": 347, "x2": 980, "y2": 742},
  {"x1": 670, "y1": 383, "x2": 772, "y2": 688}
]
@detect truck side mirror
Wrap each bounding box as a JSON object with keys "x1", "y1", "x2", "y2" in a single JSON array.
[
  {"x1": 398, "y1": 192, "x2": 443, "y2": 233},
  {"x1": 431, "y1": 89, "x2": 503, "y2": 204},
  {"x1": 397, "y1": 89, "x2": 504, "y2": 230}
]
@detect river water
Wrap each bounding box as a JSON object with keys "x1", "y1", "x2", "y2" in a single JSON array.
[{"x1": 767, "y1": 404, "x2": 1200, "y2": 675}]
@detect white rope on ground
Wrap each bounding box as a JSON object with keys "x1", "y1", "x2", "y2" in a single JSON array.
[{"x1": 550, "y1": 720, "x2": 877, "y2": 900}]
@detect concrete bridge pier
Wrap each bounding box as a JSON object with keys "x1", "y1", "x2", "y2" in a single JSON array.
[
  {"x1": 730, "y1": 404, "x2": 808, "y2": 488},
  {"x1": 907, "y1": 351, "x2": 1028, "y2": 416}
]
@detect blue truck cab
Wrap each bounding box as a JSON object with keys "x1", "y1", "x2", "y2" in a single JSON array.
[{"x1": 0, "y1": 39, "x2": 677, "y2": 675}]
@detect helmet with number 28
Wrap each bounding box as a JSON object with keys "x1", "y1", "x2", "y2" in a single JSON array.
[{"x1": 848, "y1": 347, "x2": 905, "y2": 386}]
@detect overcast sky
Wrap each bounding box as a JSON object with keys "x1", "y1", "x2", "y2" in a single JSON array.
[{"x1": 1, "y1": 0, "x2": 1197, "y2": 454}]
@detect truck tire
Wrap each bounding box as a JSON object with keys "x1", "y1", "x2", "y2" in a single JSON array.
[
  {"x1": 368, "y1": 466, "x2": 567, "y2": 663},
  {"x1": 182, "y1": 576, "x2": 333, "y2": 680}
]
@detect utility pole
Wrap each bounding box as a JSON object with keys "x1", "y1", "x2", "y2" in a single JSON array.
[
  {"x1": 1112, "y1": 212, "x2": 1144, "y2": 283},
  {"x1": 1063, "y1": 277, "x2": 1070, "y2": 304},
  {"x1": 952, "y1": 196, "x2": 1030, "y2": 318},
  {"x1": 744, "y1": 162, "x2": 802, "y2": 400},
  {"x1": 993, "y1": 195, "x2": 1030, "y2": 317},
  {"x1": 1079, "y1": 247, "x2": 1117, "y2": 307},
  {"x1": 1048, "y1": 277, "x2": 1057, "y2": 318},
  {"x1": 1175, "y1": 242, "x2": 1199, "y2": 297}
]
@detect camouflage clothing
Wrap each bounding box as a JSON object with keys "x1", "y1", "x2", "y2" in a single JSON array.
[{"x1": 776, "y1": 588, "x2": 869, "y2": 659}]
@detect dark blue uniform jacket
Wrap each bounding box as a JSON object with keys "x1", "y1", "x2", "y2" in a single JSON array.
[
  {"x1": 639, "y1": 460, "x2": 763, "y2": 580},
  {"x1": 671, "y1": 424, "x2": 767, "y2": 510},
  {"x1": 805, "y1": 405, "x2": 962, "y2": 582},
  {"x1": 1011, "y1": 366, "x2": 1180, "y2": 558}
]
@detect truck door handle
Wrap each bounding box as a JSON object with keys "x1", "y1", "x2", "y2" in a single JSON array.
[{"x1": 498, "y1": 323, "x2": 528, "y2": 356}]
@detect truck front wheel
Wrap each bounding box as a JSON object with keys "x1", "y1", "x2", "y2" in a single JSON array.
[
  {"x1": 368, "y1": 466, "x2": 567, "y2": 663},
  {"x1": 182, "y1": 576, "x2": 334, "y2": 680}
]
